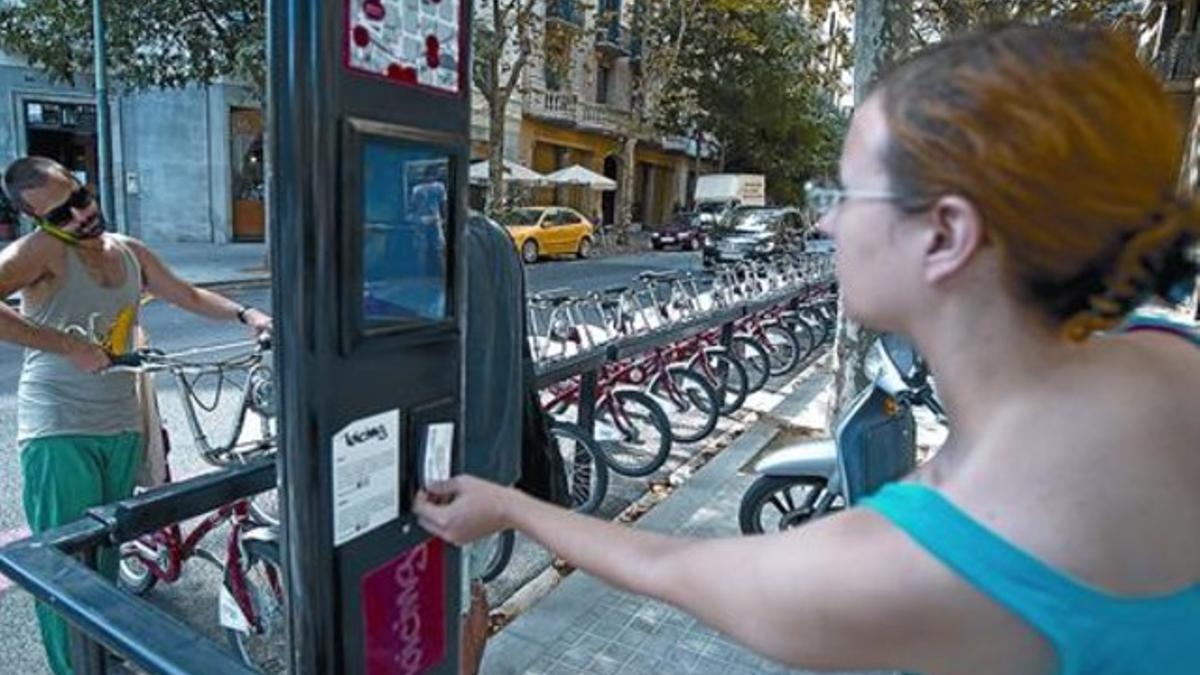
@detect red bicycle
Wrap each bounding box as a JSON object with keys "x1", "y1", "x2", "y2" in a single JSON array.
[{"x1": 109, "y1": 339, "x2": 286, "y2": 673}]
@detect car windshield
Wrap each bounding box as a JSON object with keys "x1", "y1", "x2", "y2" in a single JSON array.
[
  {"x1": 696, "y1": 202, "x2": 728, "y2": 215},
  {"x1": 718, "y1": 210, "x2": 779, "y2": 233},
  {"x1": 669, "y1": 213, "x2": 698, "y2": 227},
  {"x1": 497, "y1": 209, "x2": 546, "y2": 226}
]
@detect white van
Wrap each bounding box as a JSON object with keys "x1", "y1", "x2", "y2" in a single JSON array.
[{"x1": 693, "y1": 174, "x2": 766, "y2": 226}]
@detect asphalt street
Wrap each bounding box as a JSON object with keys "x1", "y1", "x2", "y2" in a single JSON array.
[{"x1": 0, "y1": 249, "x2": 705, "y2": 674}]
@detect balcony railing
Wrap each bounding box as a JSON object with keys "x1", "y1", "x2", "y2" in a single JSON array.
[
  {"x1": 579, "y1": 100, "x2": 632, "y2": 133},
  {"x1": 524, "y1": 87, "x2": 634, "y2": 136},
  {"x1": 595, "y1": 21, "x2": 630, "y2": 56},
  {"x1": 526, "y1": 88, "x2": 579, "y2": 125},
  {"x1": 546, "y1": 0, "x2": 583, "y2": 28}
]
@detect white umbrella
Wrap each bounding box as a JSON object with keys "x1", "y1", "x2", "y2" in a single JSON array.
[
  {"x1": 544, "y1": 164, "x2": 617, "y2": 191},
  {"x1": 469, "y1": 159, "x2": 549, "y2": 186}
]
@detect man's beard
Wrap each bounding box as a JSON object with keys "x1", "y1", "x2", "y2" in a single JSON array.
[{"x1": 74, "y1": 214, "x2": 106, "y2": 240}]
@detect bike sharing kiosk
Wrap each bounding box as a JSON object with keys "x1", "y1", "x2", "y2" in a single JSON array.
[
  {"x1": 270, "y1": 0, "x2": 512, "y2": 672},
  {"x1": 0, "y1": 1, "x2": 513, "y2": 672}
]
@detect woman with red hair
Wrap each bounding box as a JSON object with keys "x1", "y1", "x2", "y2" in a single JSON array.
[{"x1": 418, "y1": 24, "x2": 1200, "y2": 674}]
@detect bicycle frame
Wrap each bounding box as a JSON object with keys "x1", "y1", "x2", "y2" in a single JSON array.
[{"x1": 125, "y1": 500, "x2": 249, "y2": 585}]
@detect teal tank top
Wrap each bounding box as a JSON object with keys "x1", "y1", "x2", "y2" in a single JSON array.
[{"x1": 862, "y1": 317, "x2": 1200, "y2": 674}]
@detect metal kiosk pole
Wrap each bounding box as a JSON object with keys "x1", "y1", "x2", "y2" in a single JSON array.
[{"x1": 270, "y1": 1, "x2": 472, "y2": 672}]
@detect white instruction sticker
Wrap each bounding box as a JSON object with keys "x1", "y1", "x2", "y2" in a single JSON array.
[
  {"x1": 422, "y1": 422, "x2": 454, "y2": 488},
  {"x1": 332, "y1": 409, "x2": 400, "y2": 547},
  {"x1": 218, "y1": 585, "x2": 251, "y2": 634}
]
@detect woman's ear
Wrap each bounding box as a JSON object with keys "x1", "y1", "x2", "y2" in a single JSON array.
[{"x1": 923, "y1": 195, "x2": 985, "y2": 285}]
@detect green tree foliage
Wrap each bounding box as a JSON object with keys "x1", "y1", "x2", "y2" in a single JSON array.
[
  {"x1": 472, "y1": 0, "x2": 543, "y2": 211},
  {"x1": 660, "y1": 0, "x2": 849, "y2": 205},
  {"x1": 911, "y1": 0, "x2": 1142, "y2": 42},
  {"x1": 0, "y1": 0, "x2": 265, "y2": 94}
]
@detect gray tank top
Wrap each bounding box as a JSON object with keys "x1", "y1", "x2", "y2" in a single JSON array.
[{"x1": 17, "y1": 236, "x2": 143, "y2": 444}]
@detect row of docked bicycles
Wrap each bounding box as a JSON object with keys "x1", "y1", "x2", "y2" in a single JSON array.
[
  {"x1": 526, "y1": 251, "x2": 838, "y2": 517},
  {"x1": 103, "y1": 251, "x2": 837, "y2": 673}
]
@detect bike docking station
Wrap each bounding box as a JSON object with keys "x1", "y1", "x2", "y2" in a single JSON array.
[
  {"x1": 267, "y1": 0, "x2": 504, "y2": 672},
  {"x1": 0, "y1": 1, "x2": 516, "y2": 674}
]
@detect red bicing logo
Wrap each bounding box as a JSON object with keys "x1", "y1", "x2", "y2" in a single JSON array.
[{"x1": 363, "y1": 539, "x2": 447, "y2": 675}]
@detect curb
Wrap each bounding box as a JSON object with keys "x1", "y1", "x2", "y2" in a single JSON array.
[{"x1": 194, "y1": 276, "x2": 272, "y2": 293}]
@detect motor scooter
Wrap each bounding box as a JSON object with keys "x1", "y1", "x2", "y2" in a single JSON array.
[{"x1": 739, "y1": 334, "x2": 944, "y2": 534}]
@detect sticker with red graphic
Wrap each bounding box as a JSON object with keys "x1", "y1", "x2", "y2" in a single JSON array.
[
  {"x1": 346, "y1": 0, "x2": 461, "y2": 94},
  {"x1": 362, "y1": 538, "x2": 448, "y2": 675}
]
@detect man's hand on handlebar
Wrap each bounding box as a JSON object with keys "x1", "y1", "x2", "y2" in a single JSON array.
[
  {"x1": 242, "y1": 308, "x2": 273, "y2": 336},
  {"x1": 63, "y1": 336, "x2": 112, "y2": 374}
]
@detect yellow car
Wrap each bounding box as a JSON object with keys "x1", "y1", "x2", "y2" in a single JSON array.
[{"x1": 497, "y1": 207, "x2": 596, "y2": 264}]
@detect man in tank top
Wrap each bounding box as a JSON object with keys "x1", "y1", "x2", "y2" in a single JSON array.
[{"x1": 0, "y1": 156, "x2": 272, "y2": 675}]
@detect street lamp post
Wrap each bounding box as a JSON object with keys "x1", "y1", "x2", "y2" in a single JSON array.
[{"x1": 92, "y1": 0, "x2": 116, "y2": 230}]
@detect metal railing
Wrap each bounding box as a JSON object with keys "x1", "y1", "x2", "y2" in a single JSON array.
[
  {"x1": 0, "y1": 459, "x2": 274, "y2": 675},
  {"x1": 595, "y1": 20, "x2": 630, "y2": 55}
]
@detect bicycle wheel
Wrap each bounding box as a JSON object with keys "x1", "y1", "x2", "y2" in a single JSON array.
[
  {"x1": 248, "y1": 488, "x2": 280, "y2": 528},
  {"x1": 688, "y1": 350, "x2": 749, "y2": 415},
  {"x1": 472, "y1": 530, "x2": 516, "y2": 583},
  {"x1": 224, "y1": 531, "x2": 287, "y2": 674},
  {"x1": 761, "y1": 323, "x2": 802, "y2": 377},
  {"x1": 592, "y1": 389, "x2": 672, "y2": 477},
  {"x1": 802, "y1": 307, "x2": 832, "y2": 346},
  {"x1": 787, "y1": 315, "x2": 819, "y2": 363},
  {"x1": 792, "y1": 317, "x2": 820, "y2": 362},
  {"x1": 648, "y1": 367, "x2": 719, "y2": 444},
  {"x1": 549, "y1": 421, "x2": 609, "y2": 513},
  {"x1": 730, "y1": 334, "x2": 770, "y2": 393}
]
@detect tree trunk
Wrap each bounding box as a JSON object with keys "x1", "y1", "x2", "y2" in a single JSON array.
[
  {"x1": 614, "y1": 135, "x2": 637, "y2": 245},
  {"x1": 831, "y1": 0, "x2": 913, "y2": 419},
  {"x1": 486, "y1": 92, "x2": 509, "y2": 213}
]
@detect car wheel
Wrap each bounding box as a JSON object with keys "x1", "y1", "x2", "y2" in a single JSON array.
[
  {"x1": 521, "y1": 239, "x2": 539, "y2": 264},
  {"x1": 687, "y1": 238, "x2": 699, "y2": 251},
  {"x1": 652, "y1": 243, "x2": 663, "y2": 251},
  {"x1": 577, "y1": 237, "x2": 593, "y2": 260}
]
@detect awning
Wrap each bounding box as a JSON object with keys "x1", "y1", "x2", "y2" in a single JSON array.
[
  {"x1": 544, "y1": 164, "x2": 617, "y2": 191},
  {"x1": 469, "y1": 159, "x2": 549, "y2": 186}
]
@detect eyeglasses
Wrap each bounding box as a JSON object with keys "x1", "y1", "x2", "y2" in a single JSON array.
[
  {"x1": 39, "y1": 187, "x2": 93, "y2": 227},
  {"x1": 804, "y1": 180, "x2": 898, "y2": 218}
]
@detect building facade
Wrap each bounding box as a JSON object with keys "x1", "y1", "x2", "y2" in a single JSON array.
[
  {"x1": 471, "y1": 0, "x2": 705, "y2": 229},
  {"x1": 0, "y1": 0, "x2": 710, "y2": 243},
  {"x1": 0, "y1": 50, "x2": 263, "y2": 244}
]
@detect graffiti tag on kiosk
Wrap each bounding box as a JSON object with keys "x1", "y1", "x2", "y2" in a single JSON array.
[
  {"x1": 391, "y1": 544, "x2": 429, "y2": 673},
  {"x1": 344, "y1": 423, "x2": 389, "y2": 447}
]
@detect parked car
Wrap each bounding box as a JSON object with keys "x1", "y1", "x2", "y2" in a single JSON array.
[
  {"x1": 803, "y1": 229, "x2": 836, "y2": 254},
  {"x1": 651, "y1": 212, "x2": 705, "y2": 251},
  {"x1": 496, "y1": 206, "x2": 596, "y2": 264},
  {"x1": 702, "y1": 206, "x2": 806, "y2": 266},
  {"x1": 694, "y1": 200, "x2": 735, "y2": 228}
]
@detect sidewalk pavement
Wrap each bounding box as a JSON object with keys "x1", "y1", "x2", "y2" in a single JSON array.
[
  {"x1": 149, "y1": 241, "x2": 270, "y2": 288},
  {"x1": 481, "y1": 367, "x2": 887, "y2": 675}
]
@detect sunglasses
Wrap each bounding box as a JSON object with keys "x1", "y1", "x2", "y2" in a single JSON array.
[{"x1": 39, "y1": 187, "x2": 94, "y2": 227}]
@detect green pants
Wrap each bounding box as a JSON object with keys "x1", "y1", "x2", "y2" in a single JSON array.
[{"x1": 21, "y1": 432, "x2": 142, "y2": 675}]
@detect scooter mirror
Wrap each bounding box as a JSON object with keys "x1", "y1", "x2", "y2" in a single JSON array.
[
  {"x1": 870, "y1": 338, "x2": 911, "y2": 396},
  {"x1": 879, "y1": 333, "x2": 917, "y2": 378}
]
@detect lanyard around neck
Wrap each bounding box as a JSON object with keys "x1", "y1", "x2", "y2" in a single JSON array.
[{"x1": 36, "y1": 219, "x2": 81, "y2": 245}]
